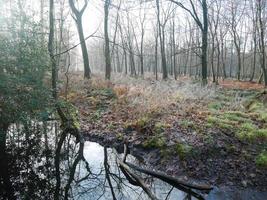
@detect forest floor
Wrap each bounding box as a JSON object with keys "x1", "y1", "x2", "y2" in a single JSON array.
[{"x1": 62, "y1": 73, "x2": 267, "y2": 189}]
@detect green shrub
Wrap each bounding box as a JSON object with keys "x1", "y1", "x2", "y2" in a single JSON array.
[
  {"x1": 175, "y1": 143, "x2": 192, "y2": 159},
  {"x1": 208, "y1": 102, "x2": 223, "y2": 110},
  {"x1": 256, "y1": 151, "x2": 267, "y2": 168},
  {"x1": 143, "y1": 137, "x2": 166, "y2": 149}
]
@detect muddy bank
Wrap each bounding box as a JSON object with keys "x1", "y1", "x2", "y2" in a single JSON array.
[
  {"x1": 71, "y1": 77, "x2": 267, "y2": 192},
  {"x1": 83, "y1": 130, "x2": 267, "y2": 191}
]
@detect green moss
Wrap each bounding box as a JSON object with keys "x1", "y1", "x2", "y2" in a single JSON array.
[
  {"x1": 136, "y1": 117, "x2": 150, "y2": 128},
  {"x1": 256, "y1": 151, "x2": 267, "y2": 168},
  {"x1": 207, "y1": 116, "x2": 233, "y2": 129},
  {"x1": 124, "y1": 116, "x2": 151, "y2": 131},
  {"x1": 107, "y1": 123, "x2": 115, "y2": 130},
  {"x1": 215, "y1": 91, "x2": 234, "y2": 102},
  {"x1": 249, "y1": 102, "x2": 264, "y2": 112},
  {"x1": 160, "y1": 148, "x2": 172, "y2": 158},
  {"x1": 205, "y1": 123, "x2": 213, "y2": 128},
  {"x1": 91, "y1": 109, "x2": 102, "y2": 121},
  {"x1": 208, "y1": 102, "x2": 223, "y2": 111},
  {"x1": 175, "y1": 143, "x2": 192, "y2": 160},
  {"x1": 58, "y1": 101, "x2": 80, "y2": 129},
  {"x1": 240, "y1": 122, "x2": 256, "y2": 131},
  {"x1": 222, "y1": 111, "x2": 251, "y2": 123},
  {"x1": 203, "y1": 134, "x2": 214, "y2": 145},
  {"x1": 154, "y1": 122, "x2": 169, "y2": 134},
  {"x1": 237, "y1": 123, "x2": 267, "y2": 141},
  {"x1": 116, "y1": 133, "x2": 124, "y2": 141},
  {"x1": 256, "y1": 129, "x2": 267, "y2": 139},
  {"x1": 219, "y1": 122, "x2": 234, "y2": 129},
  {"x1": 226, "y1": 144, "x2": 237, "y2": 154},
  {"x1": 180, "y1": 120, "x2": 195, "y2": 129},
  {"x1": 207, "y1": 116, "x2": 218, "y2": 124},
  {"x1": 143, "y1": 136, "x2": 166, "y2": 149},
  {"x1": 207, "y1": 110, "x2": 254, "y2": 131},
  {"x1": 244, "y1": 97, "x2": 267, "y2": 122},
  {"x1": 258, "y1": 111, "x2": 267, "y2": 122}
]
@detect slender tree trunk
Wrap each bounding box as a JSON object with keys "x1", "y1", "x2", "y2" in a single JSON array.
[
  {"x1": 216, "y1": 40, "x2": 221, "y2": 83},
  {"x1": 124, "y1": 49, "x2": 128, "y2": 75},
  {"x1": 210, "y1": 36, "x2": 216, "y2": 83},
  {"x1": 104, "y1": 0, "x2": 111, "y2": 80},
  {"x1": 156, "y1": 0, "x2": 168, "y2": 79},
  {"x1": 172, "y1": 18, "x2": 177, "y2": 80},
  {"x1": 40, "y1": 0, "x2": 45, "y2": 42},
  {"x1": 250, "y1": 38, "x2": 257, "y2": 82},
  {"x1": 155, "y1": 26, "x2": 158, "y2": 80},
  {"x1": 233, "y1": 34, "x2": 241, "y2": 80},
  {"x1": 257, "y1": 0, "x2": 267, "y2": 86},
  {"x1": 221, "y1": 37, "x2": 227, "y2": 79},
  {"x1": 77, "y1": 18, "x2": 91, "y2": 79},
  {"x1": 48, "y1": 0, "x2": 57, "y2": 100},
  {"x1": 201, "y1": 0, "x2": 208, "y2": 85},
  {"x1": 140, "y1": 30, "x2": 144, "y2": 76},
  {"x1": 69, "y1": 0, "x2": 91, "y2": 79}
]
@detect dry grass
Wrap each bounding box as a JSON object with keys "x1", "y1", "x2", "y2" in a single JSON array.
[
  {"x1": 110, "y1": 73, "x2": 218, "y2": 115},
  {"x1": 61, "y1": 72, "x2": 255, "y2": 121}
]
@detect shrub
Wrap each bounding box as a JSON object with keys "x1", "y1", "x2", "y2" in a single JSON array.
[{"x1": 256, "y1": 151, "x2": 267, "y2": 168}]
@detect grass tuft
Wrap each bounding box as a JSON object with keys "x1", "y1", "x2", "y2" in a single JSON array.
[{"x1": 256, "y1": 151, "x2": 267, "y2": 168}]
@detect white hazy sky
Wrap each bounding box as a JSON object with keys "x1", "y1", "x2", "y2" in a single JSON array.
[{"x1": 83, "y1": 0, "x2": 103, "y2": 36}]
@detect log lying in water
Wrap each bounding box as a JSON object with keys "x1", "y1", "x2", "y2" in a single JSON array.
[
  {"x1": 115, "y1": 146, "x2": 159, "y2": 200},
  {"x1": 115, "y1": 144, "x2": 213, "y2": 200},
  {"x1": 125, "y1": 162, "x2": 212, "y2": 191}
]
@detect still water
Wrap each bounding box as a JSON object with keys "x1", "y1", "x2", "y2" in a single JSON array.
[{"x1": 0, "y1": 122, "x2": 266, "y2": 200}]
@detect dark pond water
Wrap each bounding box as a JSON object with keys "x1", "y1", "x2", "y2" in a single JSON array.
[{"x1": 0, "y1": 122, "x2": 266, "y2": 200}]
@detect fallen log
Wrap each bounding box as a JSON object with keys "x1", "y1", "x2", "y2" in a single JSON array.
[
  {"x1": 114, "y1": 149, "x2": 159, "y2": 200},
  {"x1": 125, "y1": 162, "x2": 212, "y2": 191},
  {"x1": 115, "y1": 144, "x2": 212, "y2": 200}
]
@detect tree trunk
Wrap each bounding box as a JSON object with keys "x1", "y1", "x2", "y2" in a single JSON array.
[
  {"x1": 77, "y1": 18, "x2": 91, "y2": 79},
  {"x1": 48, "y1": 0, "x2": 57, "y2": 100},
  {"x1": 258, "y1": 0, "x2": 267, "y2": 86},
  {"x1": 233, "y1": 34, "x2": 241, "y2": 81},
  {"x1": 201, "y1": 0, "x2": 208, "y2": 85},
  {"x1": 210, "y1": 37, "x2": 216, "y2": 83},
  {"x1": 69, "y1": 0, "x2": 91, "y2": 79},
  {"x1": 172, "y1": 18, "x2": 177, "y2": 80},
  {"x1": 156, "y1": 0, "x2": 168, "y2": 80},
  {"x1": 155, "y1": 27, "x2": 158, "y2": 80},
  {"x1": 104, "y1": 0, "x2": 111, "y2": 80},
  {"x1": 250, "y1": 38, "x2": 257, "y2": 82},
  {"x1": 140, "y1": 30, "x2": 144, "y2": 77}
]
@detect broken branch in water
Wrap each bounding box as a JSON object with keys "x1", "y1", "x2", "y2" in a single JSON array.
[
  {"x1": 115, "y1": 144, "x2": 212, "y2": 200},
  {"x1": 114, "y1": 146, "x2": 158, "y2": 200}
]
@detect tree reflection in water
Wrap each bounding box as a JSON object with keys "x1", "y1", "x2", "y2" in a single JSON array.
[{"x1": 0, "y1": 122, "x2": 208, "y2": 200}]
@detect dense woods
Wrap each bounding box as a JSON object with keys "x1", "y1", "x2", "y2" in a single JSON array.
[
  {"x1": 0, "y1": 0, "x2": 267, "y2": 199},
  {"x1": 33, "y1": 0, "x2": 266, "y2": 85},
  {"x1": 1, "y1": 0, "x2": 266, "y2": 84}
]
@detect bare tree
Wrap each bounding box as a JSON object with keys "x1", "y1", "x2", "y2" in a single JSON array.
[
  {"x1": 169, "y1": 0, "x2": 208, "y2": 85},
  {"x1": 139, "y1": 5, "x2": 146, "y2": 77},
  {"x1": 69, "y1": 0, "x2": 91, "y2": 78},
  {"x1": 156, "y1": 0, "x2": 168, "y2": 80},
  {"x1": 48, "y1": 0, "x2": 57, "y2": 99},
  {"x1": 104, "y1": 0, "x2": 111, "y2": 80},
  {"x1": 256, "y1": 0, "x2": 267, "y2": 86}
]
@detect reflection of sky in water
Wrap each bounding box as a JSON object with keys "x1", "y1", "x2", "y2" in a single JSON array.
[
  {"x1": 80, "y1": 142, "x2": 267, "y2": 200},
  {"x1": 83, "y1": 142, "x2": 105, "y2": 173},
  {"x1": 5, "y1": 123, "x2": 267, "y2": 200},
  {"x1": 73, "y1": 141, "x2": 188, "y2": 200}
]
